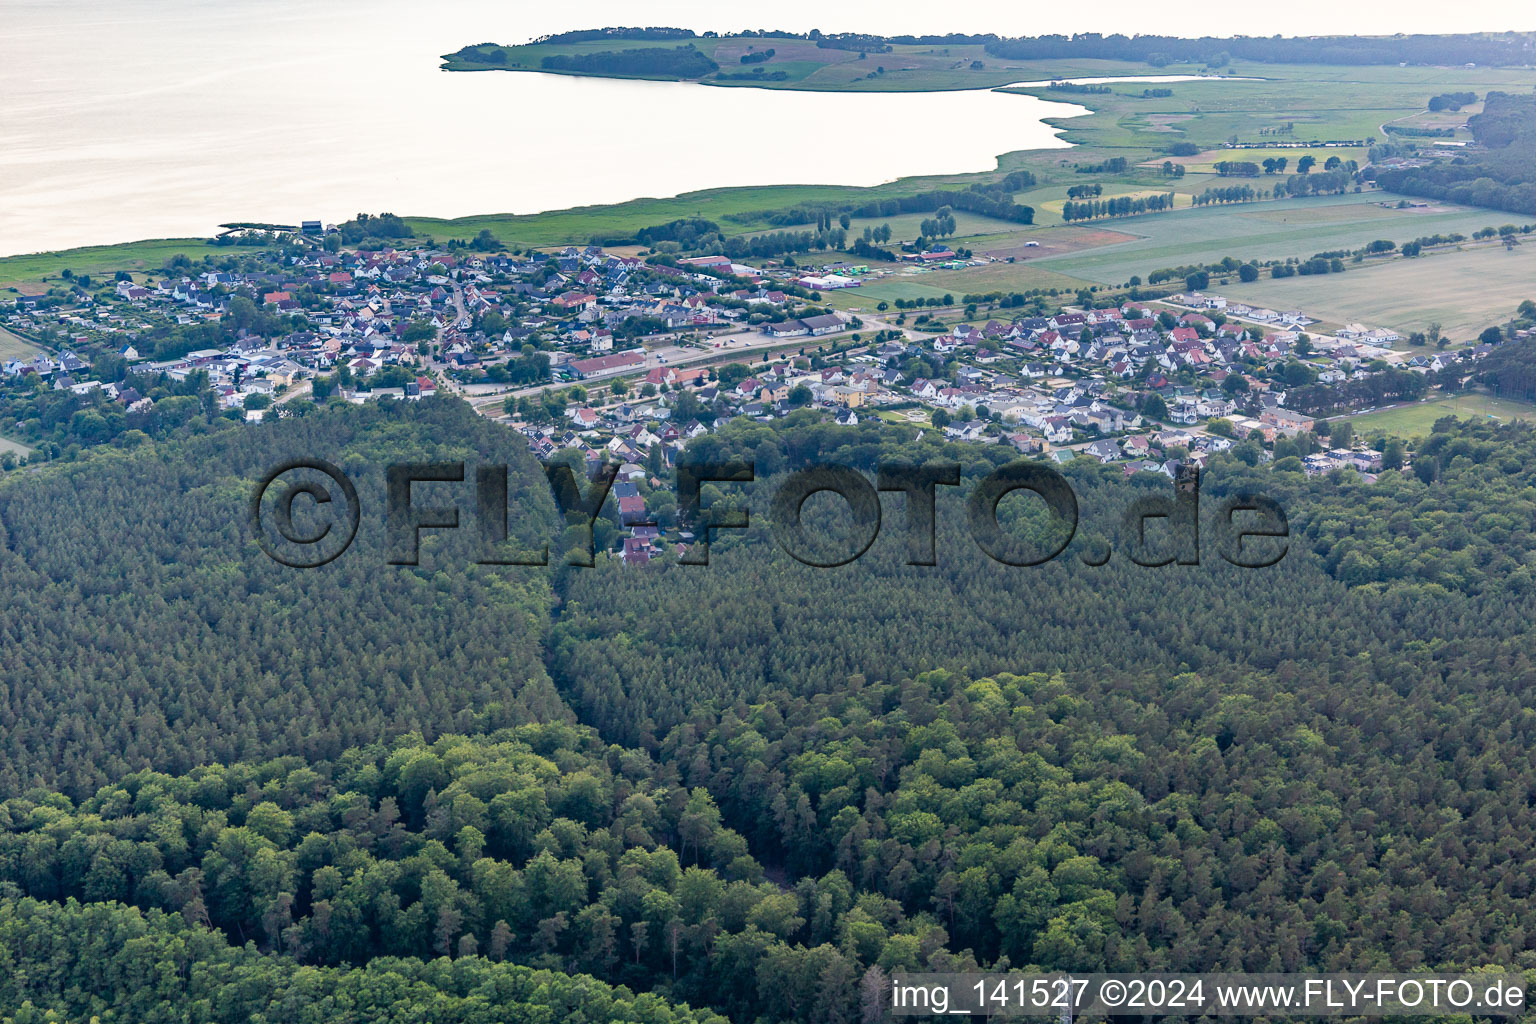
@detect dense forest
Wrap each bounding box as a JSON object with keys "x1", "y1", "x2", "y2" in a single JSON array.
[
  {"x1": 1374, "y1": 91, "x2": 1536, "y2": 217},
  {"x1": 0, "y1": 725, "x2": 984, "y2": 1023},
  {"x1": 552, "y1": 415, "x2": 1536, "y2": 745},
  {"x1": 541, "y1": 46, "x2": 720, "y2": 79},
  {"x1": 0, "y1": 895, "x2": 726, "y2": 1024},
  {"x1": 1474, "y1": 335, "x2": 1536, "y2": 401},
  {"x1": 6, "y1": 405, "x2": 1536, "y2": 1018},
  {"x1": 0, "y1": 399, "x2": 560, "y2": 798}
]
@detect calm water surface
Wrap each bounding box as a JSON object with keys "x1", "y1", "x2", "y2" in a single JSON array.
[{"x1": 0, "y1": 0, "x2": 1107, "y2": 256}]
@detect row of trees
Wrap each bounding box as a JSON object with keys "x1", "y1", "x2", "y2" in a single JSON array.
[
  {"x1": 725, "y1": 228, "x2": 848, "y2": 259},
  {"x1": 1191, "y1": 185, "x2": 1261, "y2": 205},
  {"x1": 1061, "y1": 192, "x2": 1176, "y2": 221},
  {"x1": 920, "y1": 209, "x2": 958, "y2": 238},
  {"x1": 1214, "y1": 161, "x2": 1261, "y2": 177}
]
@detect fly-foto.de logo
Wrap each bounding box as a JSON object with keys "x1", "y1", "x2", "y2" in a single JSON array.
[{"x1": 250, "y1": 458, "x2": 1288, "y2": 570}]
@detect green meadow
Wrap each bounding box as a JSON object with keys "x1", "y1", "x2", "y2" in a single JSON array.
[
  {"x1": 1222, "y1": 241, "x2": 1536, "y2": 337},
  {"x1": 1350, "y1": 393, "x2": 1536, "y2": 438},
  {"x1": 0, "y1": 239, "x2": 220, "y2": 295},
  {"x1": 0, "y1": 327, "x2": 41, "y2": 360},
  {"x1": 1024, "y1": 191, "x2": 1526, "y2": 286}
]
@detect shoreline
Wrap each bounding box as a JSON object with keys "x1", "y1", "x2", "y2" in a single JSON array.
[
  {"x1": 0, "y1": 149, "x2": 1077, "y2": 270},
  {"x1": 1, "y1": 78, "x2": 1128, "y2": 267},
  {"x1": 438, "y1": 58, "x2": 1235, "y2": 94}
]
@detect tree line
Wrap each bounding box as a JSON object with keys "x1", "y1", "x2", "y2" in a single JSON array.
[
  {"x1": 1374, "y1": 92, "x2": 1536, "y2": 216},
  {"x1": 1061, "y1": 192, "x2": 1176, "y2": 221},
  {"x1": 541, "y1": 46, "x2": 719, "y2": 78}
]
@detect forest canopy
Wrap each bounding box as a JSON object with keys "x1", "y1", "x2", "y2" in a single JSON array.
[
  {"x1": 5, "y1": 407, "x2": 1536, "y2": 1018},
  {"x1": 541, "y1": 46, "x2": 719, "y2": 78}
]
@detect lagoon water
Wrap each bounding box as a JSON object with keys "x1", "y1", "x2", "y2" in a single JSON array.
[{"x1": 0, "y1": 0, "x2": 1111, "y2": 257}]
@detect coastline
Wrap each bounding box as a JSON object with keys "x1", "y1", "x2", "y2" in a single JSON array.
[
  {"x1": 2, "y1": 77, "x2": 1122, "y2": 271},
  {"x1": 0, "y1": 135, "x2": 1087, "y2": 280}
]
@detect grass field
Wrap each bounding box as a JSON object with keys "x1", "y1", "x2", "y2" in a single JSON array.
[
  {"x1": 0, "y1": 328, "x2": 41, "y2": 361},
  {"x1": 0, "y1": 239, "x2": 219, "y2": 295},
  {"x1": 1005, "y1": 63, "x2": 1536, "y2": 153},
  {"x1": 0, "y1": 436, "x2": 33, "y2": 458},
  {"x1": 824, "y1": 261, "x2": 1091, "y2": 309},
  {"x1": 1025, "y1": 191, "x2": 1524, "y2": 286},
  {"x1": 824, "y1": 278, "x2": 956, "y2": 308},
  {"x1": 841, "y1": 210, "x2": 1025, "y2": 246},
  {"x1": 402, "y1": 169, "x2": 1042, "y2": 250},
  {"x1": 1222, "y1": 241, "x2": 1536, "y2": 337},
  {"x1": 1348, "y1": 393, "x2": 1536, "y2": 438},
  {"x1": 907, "y1": 261, "x2": 1094, "y2": 296}
]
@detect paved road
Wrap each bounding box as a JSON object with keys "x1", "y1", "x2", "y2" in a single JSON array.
[
  {"x1": 429, "y1": 280, "x2": 471, "y2": 397},
  {"x1": 274, "y1": 381, "x2": 312, "y2": 405}
]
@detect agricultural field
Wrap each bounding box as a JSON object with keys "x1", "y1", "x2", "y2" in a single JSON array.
[
  {"x1": 838, "y1": 209, "x2": 1025, "y2": 246},
  {"x1": 779, "y1": 186, "x2": 1533, "y2": 313},
  {"x1": 1006, "y1": 62, "x2": 1536, "y2": 152},
  {"x1": 823, "y1": 260, "x2": 1099, "y2": 308},
  {"x1": 907, "y1": 261, "x2": 1098, "y2": 297},
  {"x1": 822, "y1": 277, "x2": 957, "y2": 309},
  {"x1": 816, "y1": 187, "x2": 1529, "y2": 305},
  {"x1": 973, "y1": 225, "x2": 1141, "y2": 260},
  {"x1": 0, "y1": 327, "x2": 41, "y2": 361},
  {"x1": 1348, "y1": 393, "x2": 1536, "y2": 438},
  {"x1": 1024, "y1": 190, "x2": 1524, "y2": 286},
  {"x1": 824, "y1": 258, "x2": 1094, "y2": 309},
  {"x1": 1221, "y1": 241, "x2": 1536, "y2": 338}
]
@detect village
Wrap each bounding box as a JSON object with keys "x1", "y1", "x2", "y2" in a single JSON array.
[{"x1": 3, "y1": 230, "x2": 1520, "y2": 563}]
